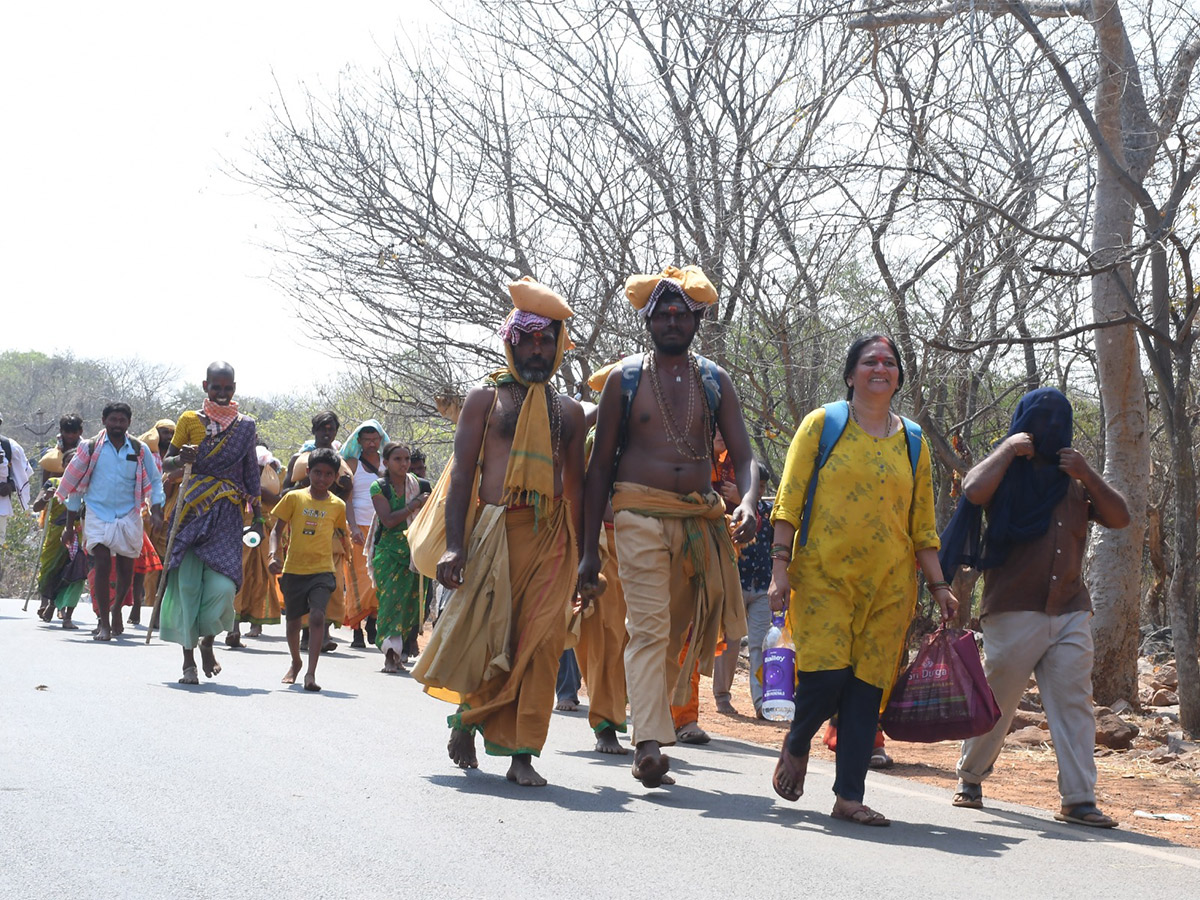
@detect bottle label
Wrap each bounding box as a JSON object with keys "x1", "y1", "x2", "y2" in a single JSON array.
[{"x1": 761, "y1": 646, "x2": 796, "y2": 703}]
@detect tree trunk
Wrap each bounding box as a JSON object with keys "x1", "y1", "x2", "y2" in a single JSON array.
[
  {"x1": 1086, "y1": 2, "x2": 1149, "y2": 706},
  {"x1": 1166, "y1": 371, "x2": 1199, "y2": 735}
]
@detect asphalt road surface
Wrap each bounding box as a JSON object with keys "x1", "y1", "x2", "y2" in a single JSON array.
[{"x1": 3, "y1": 597, "x2": 1197, "y2": 899}]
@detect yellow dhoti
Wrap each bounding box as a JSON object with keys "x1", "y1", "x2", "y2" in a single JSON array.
[
  {"x1": 415, "y1": 500, "x2": 577, "y2": 757},
  {"x1": 612, "y1": 482, "x2": 745, "y2": 746}
]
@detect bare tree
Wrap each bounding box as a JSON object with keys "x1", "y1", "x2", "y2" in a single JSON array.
[{"x1": 849, "y1": 0, "x2": 1200, "y2": 728}]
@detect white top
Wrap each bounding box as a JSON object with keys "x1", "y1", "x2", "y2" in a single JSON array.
[
  {"x1": 350, "y1": 457, "x2": 380, "y2": 525},
  {"x1": 0, "y1": 435, "x2": 32, "y2": 517}
]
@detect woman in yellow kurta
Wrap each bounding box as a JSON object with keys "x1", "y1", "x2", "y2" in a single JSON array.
[{"x1": 768, "y1": 335, "x2": 957, "y2": 827}]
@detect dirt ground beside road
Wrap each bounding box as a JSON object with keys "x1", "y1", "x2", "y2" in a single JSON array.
[{"x1": 679, "y1": 668, "x2": 1200, "y2": 848}]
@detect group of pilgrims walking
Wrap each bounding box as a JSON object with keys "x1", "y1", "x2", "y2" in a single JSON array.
[{"x1": 23, "y1": 264, "x2": 1130, "y2": 830}]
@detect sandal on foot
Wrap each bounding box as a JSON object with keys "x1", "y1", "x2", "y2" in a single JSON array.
[
  {"x1": 178, "y1": 666, "x2": 200, "y2": 685},
  {"x1": 952, "y1": 783, "x2": 983, "y2": 809},
  {"x1": 869, "y1": 748, "x2": 894, "y2": 769},
  {"x1": 675, "y1": 724, "x2": 711, "y2": 745},
  {"x1": 832, "y1": 804, "x2": 890, "y2": 827},
  {"x1": 1055, "y1": 803, "x2": 1118, "y2": 829},
  {"x1": 772, "y1": 744, "x2": 807, "y2": 802}
]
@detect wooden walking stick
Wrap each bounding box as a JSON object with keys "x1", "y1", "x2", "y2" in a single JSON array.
[
  {"x1": 24, "y1": 510, "x2": 53, "y2": 611},
  {"x1": 146, "y1": 462, "x2": 191, "y2": 644},
  {"x1": 344, "y1": 531, "x2": 363, "y2": 624}
]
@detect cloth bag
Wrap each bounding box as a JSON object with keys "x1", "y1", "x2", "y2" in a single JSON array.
[
  {"x1": 881, "y1": 626, "x2": 1002, "y2": 743},
  {"x1": 407, "y1": 392, "x2": 497, "y2": 580}
]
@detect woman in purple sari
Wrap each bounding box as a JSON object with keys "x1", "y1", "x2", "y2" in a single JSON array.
[{"x1": 159, "y1": 363, "x2": 263, "y2": 684}]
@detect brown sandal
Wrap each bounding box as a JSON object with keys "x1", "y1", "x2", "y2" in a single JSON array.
[{"x1": 772, "y1": 743, "x2": 808, "y2": 802}]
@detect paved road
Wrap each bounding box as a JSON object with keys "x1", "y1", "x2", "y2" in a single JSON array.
[{"x1": 2, "y1": 597, "x2": 1197, "y2": 899}]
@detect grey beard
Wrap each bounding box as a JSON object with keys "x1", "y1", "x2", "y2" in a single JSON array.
[{"x1": 516, "y1": 363, "x2": 552, "y2": 383}]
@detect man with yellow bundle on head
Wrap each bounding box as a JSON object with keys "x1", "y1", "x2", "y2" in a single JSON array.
[
  {"x1": 579, "y1": 265, "x2": 758, "y2": 789},
  {"x1": 413, "y1": 277, "x2": 586, "y2": 787}
]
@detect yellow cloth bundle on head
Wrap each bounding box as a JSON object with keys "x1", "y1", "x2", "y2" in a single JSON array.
[{"x1": 624, "y1": 265, "x2": 718, "y2": 314}]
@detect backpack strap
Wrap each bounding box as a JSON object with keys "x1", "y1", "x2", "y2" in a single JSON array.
[
  {"x1": 900, "y1": 416, "x2": 923, "y2": 476},
  {"x1": 798, "y1": 401, "x2": 850, "y2": 547},
  {"x1": 613, "y1": 353, "x2": 645, "y2": 475},
  {"x1": 798, "y1": 404, "x2": 925, "y2": 548},
  {"x1": 0, "y1": 437, "x2": 13, "y2": 486},
  {"x1": 694, "y1": 355, "x2": 722, "y2": 418}
]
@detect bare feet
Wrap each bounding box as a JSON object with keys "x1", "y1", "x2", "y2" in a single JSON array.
[
  {"x1": 594, "y1": 726, "x2": 629, "y2": 755},
  {"x1": 199, "y1": 638, "x2": 221, "y2": 678},
  {"x1": 447, "y1": 728, "x2": 479, "y2": 769},
  {"x1": 61, "y1": 617, "x2": 79, "y2": 631},
  {"x1": 225, "y1": 630, "x2": 243, "y2": 649},
  {"x1": 282, "y1": 662, "x2": 302, "y2": 684},
  {"x1": 178, "y1": 666, "x2": 200, "y2": 685},
  {"x1": 303, "y1": 676, "x2": 321, "y2": 692},
  {"x1": 555, "y1": 698, "x2": 579, "y2": 711},
  {"x1": 128, "y1": 609, "x2": 141, "y2": 626},
  {"x1": 247, "y1": 624, "x2": 262, "y2": 638},
  {"x1": 110, "y1": 609, "x2": 124, "y2": 636},
  {"x1": 93, "y1": 622, "x2": 112, "y2": 642},
  {"x1": 631, "y1": 742, "x2": 671, "y2": 788},
  {"x1": 506, "y1": 754, "x2": 547, "y2": 787},
  {"x1": 715, "y1": 698, "x2": 737, "y2": 715},
  {"x1": 382, "y1": 648, "x2": 404, "y2": 674},
  {"x1": 38, "y1": 604, "x2": 54, "y2": 623},
  {"x1": 772, "y1": 741, "x2": 808, "y2": 802}
]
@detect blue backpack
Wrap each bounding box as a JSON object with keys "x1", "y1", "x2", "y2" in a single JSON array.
[
  {"x1": 614, "y1": 353, "x2": 722, "y2": 471},
  {"x1": 797, "y1": 400, "x2": 924, "y2": 547}
]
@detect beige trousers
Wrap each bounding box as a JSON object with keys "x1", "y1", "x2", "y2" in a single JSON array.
[
  {"x1": 614, "y1": 509, "x2": 698, "y2": 746},
  {"x1": 956, "y1": 609, "x2": 1098, "y2": 807}
]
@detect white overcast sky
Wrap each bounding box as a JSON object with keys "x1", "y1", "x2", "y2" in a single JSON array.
[{"x1": 2, "y1": 1, "x2": 440, "y2": 396}]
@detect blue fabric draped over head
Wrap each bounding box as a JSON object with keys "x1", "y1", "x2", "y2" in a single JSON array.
[
  {"x1": 939, "y1": 387, "x2": 1074, "y2": 575},
  {"x1": 340, "y1": 419, "x2": 390, "y2": 460}
]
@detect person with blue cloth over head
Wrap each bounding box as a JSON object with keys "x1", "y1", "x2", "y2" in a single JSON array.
[{"x1": 941, "y1": 387, "x2": 1130, "y2": 828}]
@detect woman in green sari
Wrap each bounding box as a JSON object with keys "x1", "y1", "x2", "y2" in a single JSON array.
[
  {"x1": 32, "y1": 455, "x2": 85, "y2": 628},
  {"x1": 370, "y1": 442, "x2": 428, "y2": 674}
]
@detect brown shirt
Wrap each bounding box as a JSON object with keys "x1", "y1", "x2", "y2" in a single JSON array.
[{"x1": 981, "y1": 479, "x2": 1093, "y2": 617}]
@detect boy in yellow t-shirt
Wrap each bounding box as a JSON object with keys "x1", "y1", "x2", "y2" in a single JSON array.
[{"x1": 269, "y1": 448, "x2": 347, "y2": 692}]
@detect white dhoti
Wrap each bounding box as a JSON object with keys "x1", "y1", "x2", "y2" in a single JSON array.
[{"x1": 83, "y1": 507, "x2": 144, "y2": 558}]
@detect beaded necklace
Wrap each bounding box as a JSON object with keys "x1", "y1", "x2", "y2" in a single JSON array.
[
  {"x1": 648, "y1": 352, "x2": 710, "y2": 461},
  {"x1": 849, "y1": 400, "x2": 897, "y2": 439},
  {"x1": 506, "y1": 382, "x2": 564, "y2": 463}
]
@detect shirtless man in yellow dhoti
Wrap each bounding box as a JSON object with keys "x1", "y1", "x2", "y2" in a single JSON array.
[
  {"x1": 579, "y1": 266, "x2": 758, "y2": 788},
  {"x1": 413, "y1": 278, "x2": 585, "y2": 787}
]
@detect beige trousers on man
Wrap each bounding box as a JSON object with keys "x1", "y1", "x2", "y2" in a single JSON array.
[
  {"x1": 956, "y1": 609, "x2": 1098, "y2": 807},
  {"x1": 614, "y1": 509, "x2": 698, "y2": 747}
]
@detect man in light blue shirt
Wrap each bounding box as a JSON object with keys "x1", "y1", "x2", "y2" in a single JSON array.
[{"x1": 59, "y1": 403, "x2": 164, "y2": 641}]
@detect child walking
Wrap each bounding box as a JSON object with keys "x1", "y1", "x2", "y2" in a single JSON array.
[
  {"x1": 269, "y1": 448, "x2": 348, "y2": 691},
  {"x1": 369, "y1": 442, "x2": 427, "y2": 674}
]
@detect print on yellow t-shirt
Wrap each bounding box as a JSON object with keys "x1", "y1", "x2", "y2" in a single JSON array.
[{"x1": 272, "y1": 487, "x2": 347, "y2": 575}]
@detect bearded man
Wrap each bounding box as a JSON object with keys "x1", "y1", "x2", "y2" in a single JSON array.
[{"x1": 413, "y1": 278, "x2": 585, "y2": 787}]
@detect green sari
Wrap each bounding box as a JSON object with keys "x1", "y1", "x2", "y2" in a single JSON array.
[{"x1": 371, "y1": 478, "x2": 422, "y2": 648}]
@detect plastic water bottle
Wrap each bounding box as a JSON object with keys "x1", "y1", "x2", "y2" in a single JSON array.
[
  {"x1": 761, "y1": 613, "x2": 796, "y2": 721},
  {"x1": 242, "y1": 526, "x2": 261, "y2": 548}
]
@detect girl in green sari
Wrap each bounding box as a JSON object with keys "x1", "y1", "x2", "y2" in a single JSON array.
[{"x1": 369, "y1": 442, "x2": 428, "y2": 673}]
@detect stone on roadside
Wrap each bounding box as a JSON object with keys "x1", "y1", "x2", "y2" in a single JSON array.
[
  {"x1": 1110, "y1": 698, "x2": 1134, "y2": 716},
  {"x1": 1094, "y1": 713, "x2": 1139, "y2": 750},
  {"x1": 1009, "y1": 709, "x2": 1048, "y2": 733},
  {"x1": 1006, "y1": 725, "x2": 1051, "y2": 747},
  {"x1": 1152, "y1": 664, "x2": 1178, "y2": 689},
  {"x1": 1149, "y1": 689, "x2": 1180, "y2": 707}
]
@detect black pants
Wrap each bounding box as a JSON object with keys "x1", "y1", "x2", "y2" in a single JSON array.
[{"x1": 785, "y1": 667, "x2": 884, "y2": 803}]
